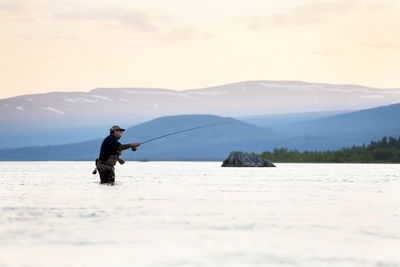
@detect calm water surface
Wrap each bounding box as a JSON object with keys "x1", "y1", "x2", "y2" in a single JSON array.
[{"x1": 0, "y1": 162, "x2": 399, "y2": 267}]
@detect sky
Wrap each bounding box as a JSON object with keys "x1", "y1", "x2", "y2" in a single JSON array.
[{"x1": 1, "y1": 0, "x2": 400, "y2": 98}]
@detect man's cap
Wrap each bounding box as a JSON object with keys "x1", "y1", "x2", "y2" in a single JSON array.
[{"x1": 110, "y1": 125, "x2": 125, "y2": 132}]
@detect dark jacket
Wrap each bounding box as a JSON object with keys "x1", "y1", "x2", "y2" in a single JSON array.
[{"x1": 99, "y1": 135, "x2": 128, "y2": 162}]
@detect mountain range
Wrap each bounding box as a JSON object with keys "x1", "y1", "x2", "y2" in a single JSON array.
[
  {"x1": 1, "y1": 103, "x2": 399, "y2": 160},
  {"x1": 1, "y1": 80, "x2": 399, "y2": 149}
]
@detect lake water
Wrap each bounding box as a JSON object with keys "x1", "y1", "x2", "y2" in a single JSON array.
[{"x1": 0, "y1": 162, "x2": 399, "y2": 267}]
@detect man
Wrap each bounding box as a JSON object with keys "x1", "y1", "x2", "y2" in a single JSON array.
[{"x1": 95, "y1": 125, "x2": 141, "y2": 184}]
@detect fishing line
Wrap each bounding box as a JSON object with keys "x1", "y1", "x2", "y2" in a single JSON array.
[
  {"x1": 138, "y1": 118, "x2": 258, "y2": 145},
  {"x1": 134, "y1": 117, "x2": 400, "y2": 149}
]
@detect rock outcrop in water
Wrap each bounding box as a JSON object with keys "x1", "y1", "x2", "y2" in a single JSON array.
[{"x1": 221, "y1": 152, "x2": 276, "y2": 167}]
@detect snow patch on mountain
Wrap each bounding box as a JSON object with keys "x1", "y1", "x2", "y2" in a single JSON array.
[
  {"x1": 258, "y1": 82, "x2": 378, "y2": 94},
  {"x1": 90, "y1": 95, "x2": 114, "y2": 102},
  {"x1": 187, "y1": 90, "x2": 229, "y2": 96},
  {"x1": 348, "y1": 100, "x2": 358, "y2": 106},
  {"x1": 258, "y1": 82, "x2": 316, "y2": 92},
  {"x1": 65, "y1": 97, "x2": 97, "y2": 103},
  {"x1": 120, "y1": 89, "x2": 193, "y2": 99},
  {"x1": 42, "y1": 107, "x2": 64, "y2": 115},
  {"x1": 325, "y1": 87, "x2": 372, "y2": 93},
  {"x1": 144, "y1": 103, "x2": 160, "y2": 109}
]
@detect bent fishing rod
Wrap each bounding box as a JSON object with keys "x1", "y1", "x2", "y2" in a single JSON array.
[
  {"x1": 133, "y1": 118, "x2": 400, "y2": 149},
  {"x1": 132, "y1": 118, "x2": 257, "y2": 150}
]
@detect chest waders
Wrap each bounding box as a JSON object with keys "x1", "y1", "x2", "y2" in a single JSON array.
[{"x1": 95, "y1": 155, "x2": 119, "y2": 183}]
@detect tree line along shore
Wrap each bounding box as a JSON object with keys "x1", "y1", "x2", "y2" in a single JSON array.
[{"x1": 250, "y1": 136, "x2": 400, "y2": 163}]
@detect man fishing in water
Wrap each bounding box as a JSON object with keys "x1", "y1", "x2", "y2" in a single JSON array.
[
  {"x1": 95, "y1": 125, "x2": 141, "y2": 184},
  {"x1": 94, "y1": 118, "x2": 248, "y2": 183}
]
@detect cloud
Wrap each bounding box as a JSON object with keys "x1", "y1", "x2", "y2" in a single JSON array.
[
  {"x1": 2, "y1": 1, "x2": 214, "y2": 42},
  {"x1": 54, "y1": 7, "x2": 215, "y2": 42},
  {"x1": 0, "y1": 0, "x2": 42, "y2": 22},
  {"x1": 54, "y1": 7, "x2": 158, "y2": 32},
  {"x1": 0, "y1": 0, "x2": 27, "y2": 11},
  {"x1": 247, "y1": 1, "x2": 353, "y2": 29},
  {"x1": 246, "y1": 0, "x2": 398, "y2": 30},
  {"x1": 159, "y1": 27, "x2": 195, "y2": 42}
]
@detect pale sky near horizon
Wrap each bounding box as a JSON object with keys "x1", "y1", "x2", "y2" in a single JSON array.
[{"x1": 1, "y1": 0, "x2": 400, "y2": 99}]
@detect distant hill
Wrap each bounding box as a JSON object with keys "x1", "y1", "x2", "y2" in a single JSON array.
[
  {"x1": 270, "y1": 103, "x2": 400, "y2": 149},
  {"x1": 280, "y1": 103, "x2": 400, "y2": 132},
  {"x1": 1, "y1": 80, "x2": 399, "y2": 149},
  {"x1": 0, "y1": 115, "x2": 280, "y2": 161},
  {"x1": 0, "y1": 104, "x2": 399, "y2": 160},
  {"x1": 240, "y1": 110, "x2": 352, "y2": 127}
]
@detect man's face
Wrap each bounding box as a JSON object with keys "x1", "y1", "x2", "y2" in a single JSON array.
[{"x1": 114, "y1": 130, "x2": 123, "y2": 139}]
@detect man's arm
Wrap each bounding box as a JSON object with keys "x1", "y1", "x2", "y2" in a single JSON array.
[
  {"x1": 117, "y1": 142, "x2": 141, "y2": 151},
  {"x1": 118, "y1": 144, "x2": 132, "y2": 151}
]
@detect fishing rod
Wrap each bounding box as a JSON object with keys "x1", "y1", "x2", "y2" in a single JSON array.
[
  {"x1": 133, "y1": 118, "x2": 400, "y2": 149},
  {"x1": 133, "y1": 118, "x2": 255, "y2": 149}
]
